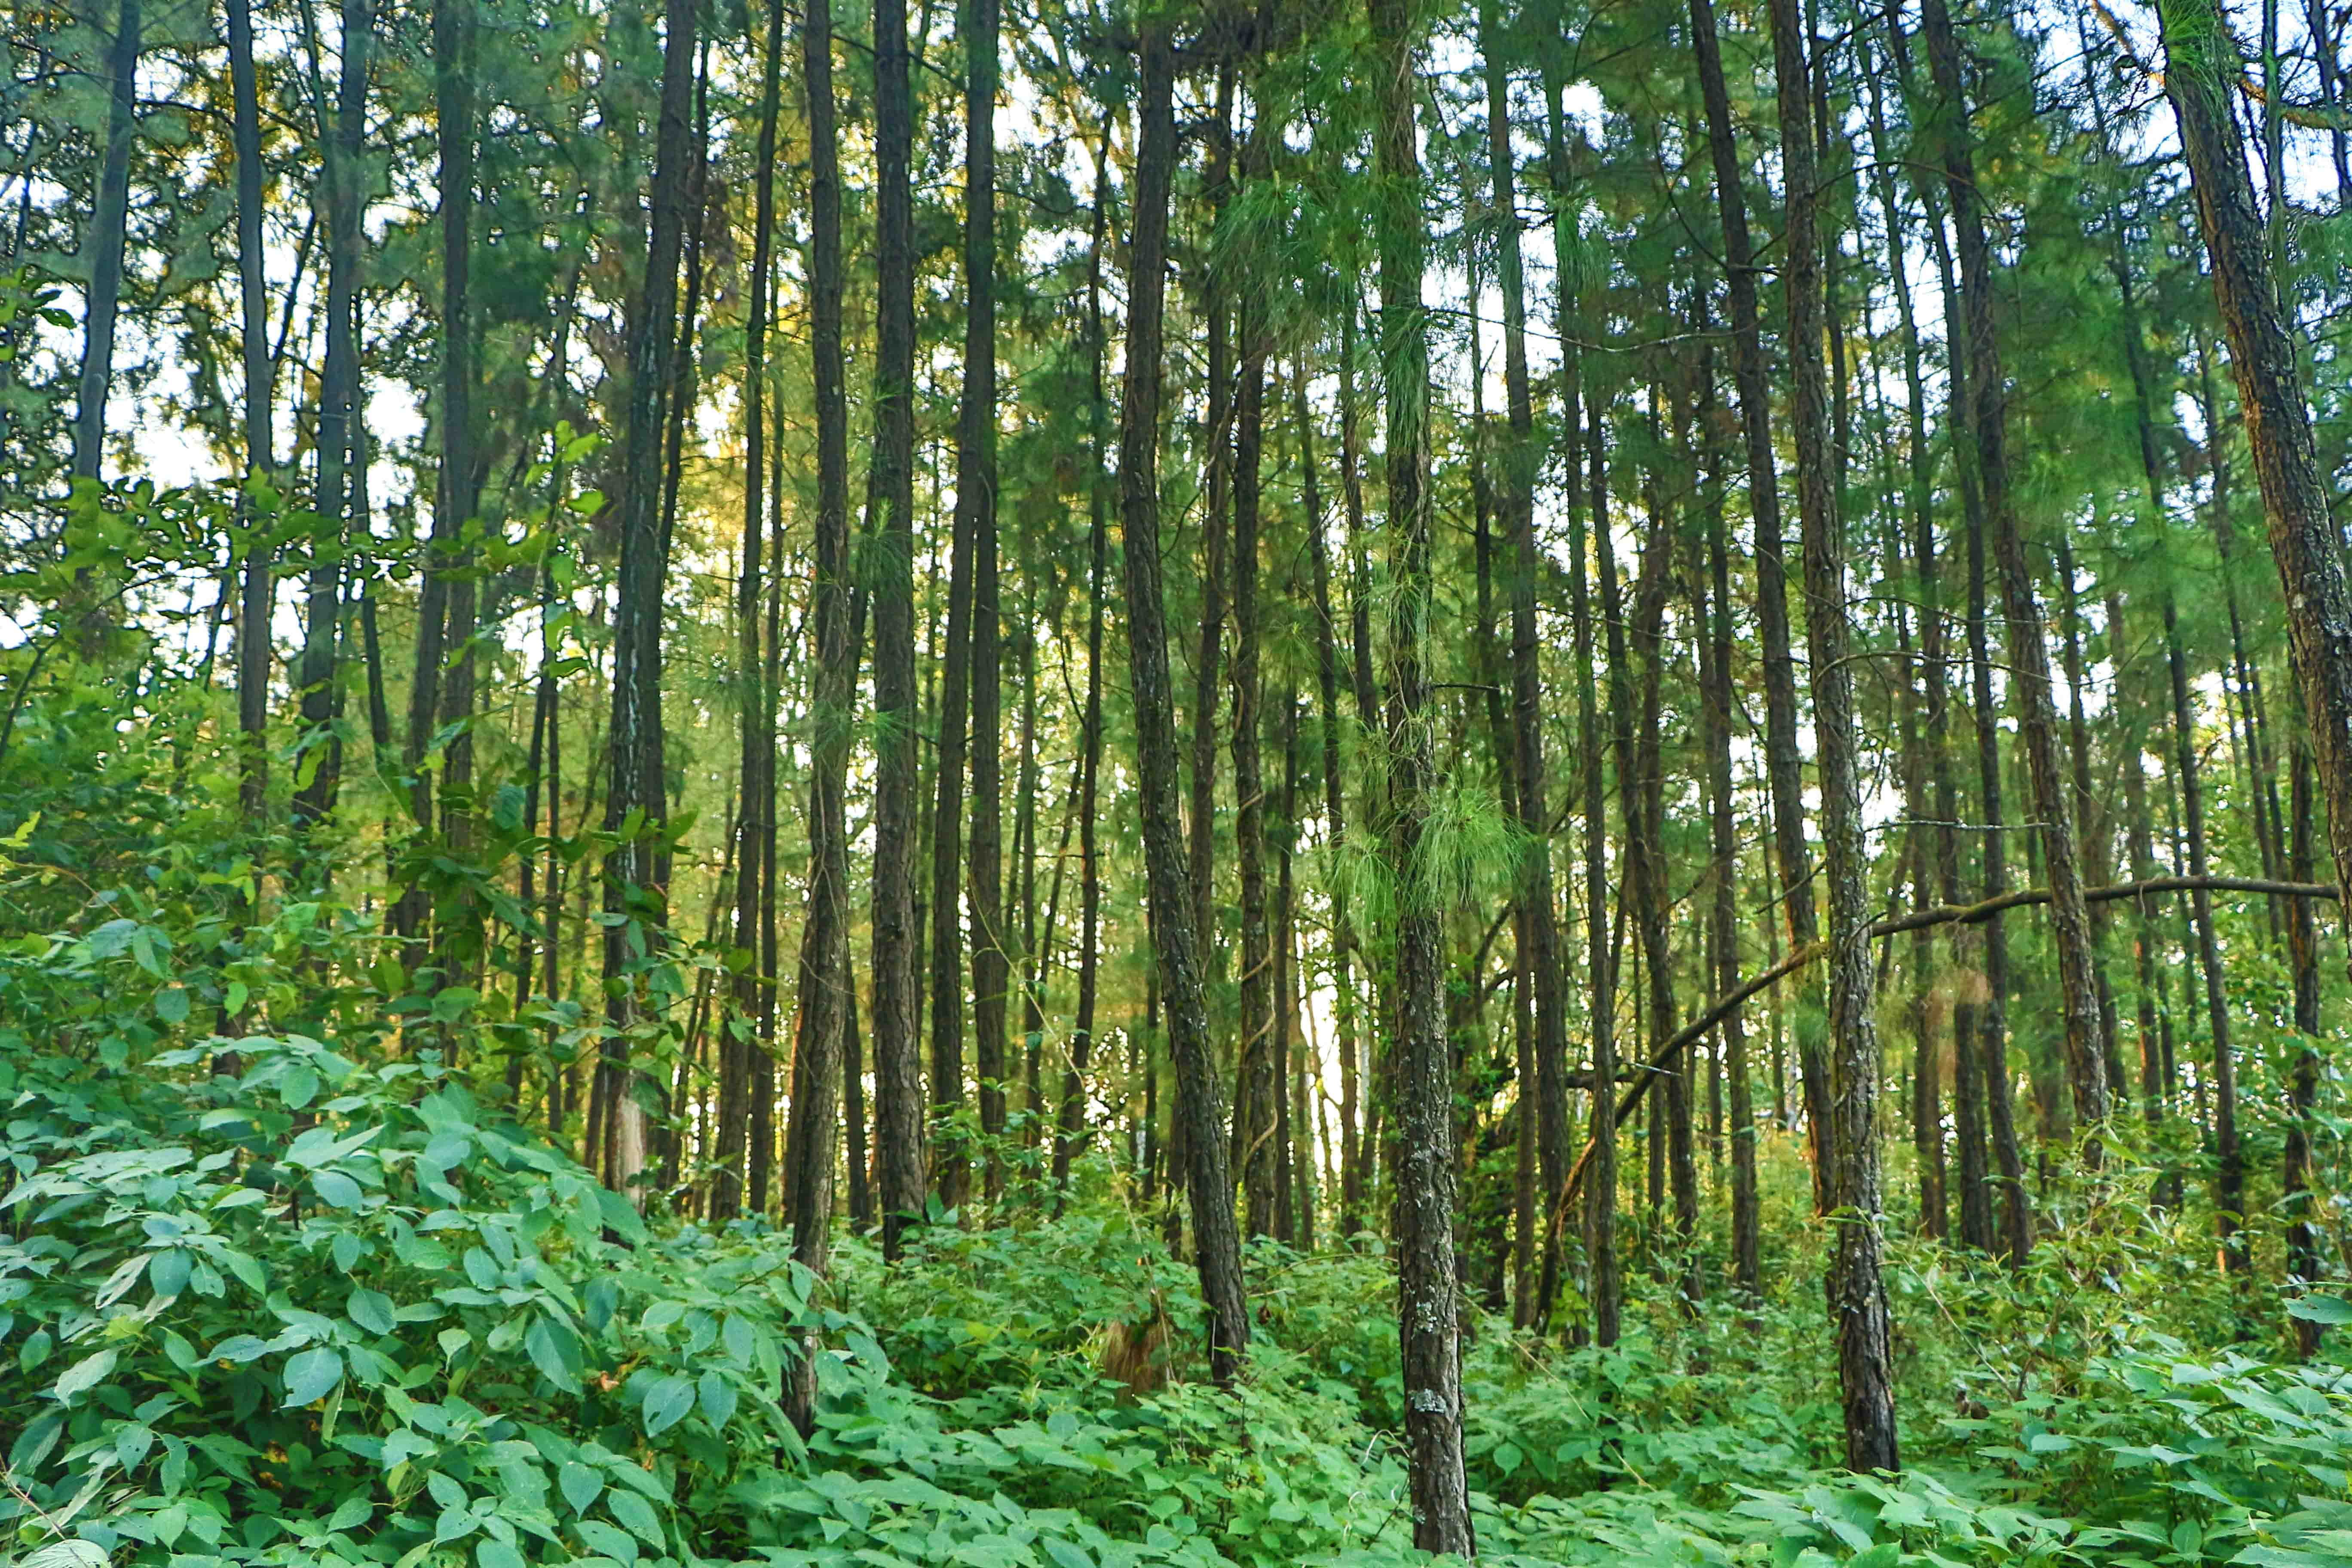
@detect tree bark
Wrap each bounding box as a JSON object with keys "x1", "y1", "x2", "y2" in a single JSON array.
[
  {"x1": 2165, "y1": 591, "x2": 2244, "y2": 1266},
  {"x1": 229, "y1": 0, "x2": 272, "y2": 819},
  {"x1": 1482, "y1": 0, "x2": 1571, "y2": 1329},
  {"x1": 291, "y1": 0, "x2": 368, "y2": 843},
  {"x1": 1368, "y1": 0, "x2": 1471, "y2": 1541},
  {"x1": 1920, "y1": 0, "x2": 2107, "y2": 1134},
  {"x1": 70, "y1": 0, "x2": 140, "y2": 483},
  {"x1": 1053, "y1": 120, "x2": 1114, "y2": 1206},
  {"x1": 597, "y1": 0, "x2": 697, "y2": 1199},
  {"x1": 865, "y1": 0, "x2": 925, "y2": 1255},
  {"x1": 1772, "y1": 0, "x2": 1897, "y2": 1471},
  {"x1": 1296, "y1": 357, "x2": 1366, "y2": 1244},
  {"x1": 1118, "y1": 26, "x2": 1249, "y2": 1384},
  {"x1": 961, "y1": 0, "x2": 1006, "y2": 1209},
  {"x1": 2161, "y1": 0, "x2": 2352, "y2": 967},
  {"x1": 781, "y1": 0, "x2": 852, "y2": 1429},
  {"x1": 714, "y1": 0, "x2": 785, "y2": 1228},
  {"x1": 1687, "y1": 0, "x2": 1828, "y2": 1211}
]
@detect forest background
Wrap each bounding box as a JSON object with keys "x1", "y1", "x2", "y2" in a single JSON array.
[{"x1": 8, "y1": 0, "x2": 2352, "y2": 1558}]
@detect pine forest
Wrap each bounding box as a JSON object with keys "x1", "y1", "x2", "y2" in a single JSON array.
[{"x1": 8, "y1": 0, "x2": 2352, "y2": 1558}]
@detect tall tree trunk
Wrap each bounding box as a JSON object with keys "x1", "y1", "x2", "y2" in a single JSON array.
[
  {"x1": 229, "y1": 0, "x2": 272, "y2": 818},
  {"x1": 1568, "y1": 378, "x2": 1620, "y2": 1349},
  {"x1": 866, "y1": 0, "x2": 924, "y2": 1255},
  {"x1": 1118, "y1": 26, "x2": 1249, "y2": 1383},
  {"x1": 961, "y1": 0, "x2": 1005, "y2": 1209},
  {"x1": 2286, "y1": 734, "x2": 2324, "y2": 1351},
  {"x1": 782, "y1": 0, "x2": 851, "y2": 1428},
  {"x1": 1698, "y1": 397, "x2": 1757, "y2": 1302},
  {"x1": 2154, "y1": 12, "x2": 2352, "y2": 931},
  {"x1": 1482, "y1": 1, "x2": 1570, "y2": 1326},
  {"x1": 599, "y1": 0, "x2": 697, "y2": 1198},
  {"x1": 291, "y1": 0, "x2": 369, "y2": 844},
  {"x1": 1296, "y1": 358, "x2": 1365, "y2": 1243},
  {"x1": 1054, "y1": 121, "x2": 1114, "y2": 1206},
  {"x1": 714, "y1": 0, "x2": 785, "y2": 1227},
  {"x1": 1773, "y1": 0, "x2": 1897, "y2": 1470},
  {"x1": 1369, "y1": 0, "x2": 1470, "y2": 1543},
  {"x1": 1862, "y1": 49, "x2": 1970, "y2": 1247},
  {"x1": 71, "y1": 0, "x2": 140, "y2": 482},
  {"x1": 1920, "y1": 0, "x2": 2107, "y2": 1134},
  {"x1": 1688, "y1": 0, "x2": 1828, "y2": 1210},
  {"x1": 2164, "y1": 592, "x2": 2244, "y2": 1267},
  {"x1": 1233, "y1": 193, "x2": 1275, "y2": 1240},
  {"x1": 1189, "y1": 66, "x2": 1237, "y2": 961}
]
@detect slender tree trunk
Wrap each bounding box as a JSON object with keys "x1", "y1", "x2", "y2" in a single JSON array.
[
  {"x1": 2286, "y1": 734, "x2": 2324, "y2": 1351},
  {"x1": 1053, "y1": 122, "x2": 1114, "y2": 1205},
  {"x1": 1483, "y1": 3, "x2": 1570, "y2": 1328},
  {"x1": 71, "y1": 0, "x2": 140, "y2": 483},
  {"x1": 1118, "y1": 27, "x2": 1248, "y2": 1383},
  {"x1": 598, "y1": 0, "x2": 697, "y2": 1198},
  {"x1": 866, "y1": 0, "x2": 924, "y2": 1255},
  {"x1": 1773, "y1": 0, "x2": 1897, "y2": 1470},
  {"x1": 1189, "y1": 67, "x2": 1236, "y2": 962},
  {"x1": 1920, "y1": 0, "x2": 2107, "y2": 1134},
  {"x1": 714, "y1": 0, "x2": 784, "y2": 1227},
  {"x1": 1699, "y1": 404, "x2": 1758, "y2": 1301},
  {"x1": 1369, "y1": 0, "x2": 1470, "y2": 1542},
  {"x1": 2165, "y1": 592, "x2": 2244, "y2": 1267},
  {"x1": 781, "y1": 0, "x2": 852, "y2": 1428},
  {"x1": 1296, "y1": 359, "x2": 1365, "y2": 1243},
  {"x1": 291, "y1": 0, "x2": 368, "y2": 844},
  {"x1": 1233, "y1": 186, "x2": 1275, "y2": 1239},
  {"x1": 1688, "y1": 0, "x2": 1827, "y2": 1211},
  {"x1": 960, "y1": 0, "x2": 1006, "y2": 1210},
  {"x1": 229, "y1": 0, "x2": 273, "y2": 818},
  {"x1": 2158, "y1": 12, "x2": 2352, "y2": 928},
  {"x1": 1569, "y1": 377, "x2": 1619, "y2": 1348}
]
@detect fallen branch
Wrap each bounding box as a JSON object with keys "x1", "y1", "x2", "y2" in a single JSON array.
[{"x1": 1543, "y1": 873, "x2": 2339, "y2": 1240}]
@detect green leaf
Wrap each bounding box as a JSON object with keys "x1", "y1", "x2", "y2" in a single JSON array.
[
  {"x1": 156, "y1": 983, "x2": 191, "y2": 1023},
  {"x1": 608, "y1": 1487, "x2": 664, "y2": 1548},
  {"x1": 149, "y1": 1247, "x2": 192, "y2": 1299},
  {"x1": 2288, "y1": 1293, "x2": 2352, "y2": 1325},
  {"x1": 641, "y1": 1374, "x2": 693, "y2": 1436},
  {"x1": 21, "y1": 1543, "x2": 110, "y2": 1568},
  {"x1": 313, "y1": 1170, "x2": 363, "y2": 1208},
  {"x1": 281, "y1": 1064, "x2": 321, "y2": 1109},
  {"x1": 575, "y1": 1519, "x2": 639, "y2": 1567},
  {"x1": 348, "y1": 1287, "x2": 396, "y2": 1336},
  {"x1": 282, "y1": 1346, "x2": 344, "y2": 1407},
  {"x1": 559, "y1": 1460, "x2": 603, "y2": 1515},
  {"x1": 527, "y1": 1316, "x2": 581, "y2": 1393},
  {"x1": 477, "y1": 1539, "x2": 527, "y2": 1568},
  {"x1": 52, "y1": 1348, "x2": 117, "y2": 1403},
  {"x1": 329, "y1": 1495, "x2": 374, "y2": 1532},
  {"x1": 697, "y1": 1369, "x2": 737, "y2": 1430}
]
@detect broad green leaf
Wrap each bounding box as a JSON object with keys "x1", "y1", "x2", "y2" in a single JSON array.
[
  {"x1": 2288, "y1": 1293, "x2": 2352, "y2": 1325},
  {"x1": 559, "y1": 1460, "x2": 603, "y2": 1515},
  {"x1": 608, "y1": 1488, "x2": 663, "y2": 1548},
  {"x1": 527, "y1": 1316, "x2": 581, "y2": 1393},
  {"x1": 313, "y1": 1170, "x2": 364, "y2": 1208},
  {"x1": 348, "y1": 1287, "x2": 396, "y2": 1336},
  {"x1": 697, "y1": 1369, "x2": 737, "y2": 1430},
  {"x1": 282, "y1": 1346, "x2": 344, "y2": 1407},
  {"x1": 641, "y1": 1374, "x2": 693, "y2": 1436},
  {"x1": 52, "y1": 1348, "x2": 117, "y2": 1403}
]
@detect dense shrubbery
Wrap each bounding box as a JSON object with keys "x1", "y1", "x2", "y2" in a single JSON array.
[
  {"x1": 0, "y1": 707, "x2": 2346, "y2": 1568},
  {"x1": 5, "y1": 825, "x2": 2352, "y2": 1568}
]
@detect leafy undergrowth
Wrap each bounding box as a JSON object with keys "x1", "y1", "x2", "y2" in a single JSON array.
[{"x1": 4, "y1": 881, "x2": 2352, "y2": 1566}]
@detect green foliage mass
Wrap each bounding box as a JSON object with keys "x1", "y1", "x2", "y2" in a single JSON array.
[{"x1": 5, "y1": 818, "x2": 2352, "y2": 1568}]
